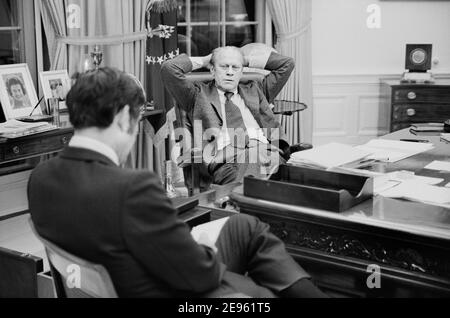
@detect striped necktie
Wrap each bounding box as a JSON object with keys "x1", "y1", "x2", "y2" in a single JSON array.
[{"x1": 224, "y1": 92, "x2": 248, "y2": 149}]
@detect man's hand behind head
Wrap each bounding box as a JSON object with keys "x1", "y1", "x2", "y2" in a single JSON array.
[{"x1": 240, "y1": 43, "x2": 276, "y2": 67}]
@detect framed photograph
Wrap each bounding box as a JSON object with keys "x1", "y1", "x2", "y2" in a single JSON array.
[
  {"x1": 0, "y1": 63, "x2": 40, "y2": 120},
  {"x1": 39, "y1": 70, "x2": 71, "y2": 112}
]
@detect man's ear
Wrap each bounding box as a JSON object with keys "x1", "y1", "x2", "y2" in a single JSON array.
[
  {"x1": 209, "y1": 65, "x2": 215, "y2": 76},
  {"x1": 116, "y1": 105, "x2": 131, "y2": 133}
]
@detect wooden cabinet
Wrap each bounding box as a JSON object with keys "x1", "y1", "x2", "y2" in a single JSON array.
[
  {"x1": 0, "y1": 128, "x2": 73, "y2": 164},
  {"x1": 381, "y1": 80, "x2": 450, "y2": 132}
]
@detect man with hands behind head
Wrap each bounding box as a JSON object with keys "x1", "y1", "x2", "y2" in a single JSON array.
[{"x1": 161, "y1": 43, "x2": 294, "y2": 186}]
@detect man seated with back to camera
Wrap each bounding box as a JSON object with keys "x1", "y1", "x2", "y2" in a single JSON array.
[
  {"x1": 27, "y1": 67, "x2": 327, "y2": 298},
  {"x1": 161, "y1": 43, "x2": 295, "y2": 186}
]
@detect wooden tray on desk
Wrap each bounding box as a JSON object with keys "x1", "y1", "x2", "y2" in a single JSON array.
[{"x1": 243, "y1": 165, "x2": 373, "y2": 212}]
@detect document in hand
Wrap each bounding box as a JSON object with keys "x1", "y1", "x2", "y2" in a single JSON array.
[
  {"x1": 288, "y1": 142, "x2": 372, "y2": 169},
  {"x1": 354, "y1": 139, "x2": 434, "y2": 163},
  {"x1": 191, "y1": 217, "x2": 230, "y2": 249}
]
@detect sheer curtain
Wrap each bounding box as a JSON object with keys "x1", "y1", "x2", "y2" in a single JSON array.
[
  {"x1": 41, "y1": 0, "x2": 149, "y2": 168},
  {"x1": 267, "y1": 0, "x2": 313, "y2": 144}
]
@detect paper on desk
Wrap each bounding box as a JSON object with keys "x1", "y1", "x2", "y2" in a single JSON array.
[
  {"x1": 425, "y1": 161, "x2": 450, "y2": 172},
  {"x1": 328, "y1": 166, "x2": 400, "y2": 195},
  {"x1": 379, "y1": 181, "x2": 450, "y2": 207},
  {"x1": 441, "y1": 133, "x2": 450, "y2": 143},
  {"x1": 288, "y1": 143, "x2": 372, "y2": 169},
  {"x1": 387, "y1": 170, "x2": 444, "y2": 185},
  {"x1": 355, "y1": 139, "x2": 434, "y2": 163},
  {"x1": 331, "y1": 167, "x2": 444, "y2": 195},
  {"x1": 191, "y1": 217, "x2": 230, "y2": 247}
]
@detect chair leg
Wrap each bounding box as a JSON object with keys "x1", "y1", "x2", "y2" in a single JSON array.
[{"x1": 189, "y1": 153, "x2": 195, "y2": 197}]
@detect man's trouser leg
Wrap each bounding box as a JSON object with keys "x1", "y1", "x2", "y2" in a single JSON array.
[{"x1": 214, "y1": 214, "x2": 310, "y2": 296}]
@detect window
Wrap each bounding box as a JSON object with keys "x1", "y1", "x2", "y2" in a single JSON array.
[
  {"x1": 176, "y1": 0, "x2": 266, "y2": 56},
  {"x1": 0, "y1": 0, "x2": 37, "y2": 86}
]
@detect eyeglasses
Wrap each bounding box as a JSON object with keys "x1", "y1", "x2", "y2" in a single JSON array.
[{"x1": 139, "y1": 102, "x2": 153, "y2": 117}]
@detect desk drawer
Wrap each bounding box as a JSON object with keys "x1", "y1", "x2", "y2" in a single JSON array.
[
  {"x1": 393, "y1": 87, "x2": 450, "y2": 104},
  {"x1": 392, "y1": 104, "x2": 450, "y2": 123},
  {"x1": 3, "y1": 133, "x2": 71, "y2": 161}
]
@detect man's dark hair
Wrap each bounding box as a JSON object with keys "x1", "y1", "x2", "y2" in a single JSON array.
[
  {"x1": 6, "y1": 77, "x2": 27, "y2": 96},
  {"x1": 66, "y1": 67, "x2": 146, "y2": 129}
]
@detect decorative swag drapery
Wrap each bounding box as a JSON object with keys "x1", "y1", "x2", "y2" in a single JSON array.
[{"x1": 40, "y1": 0, "x2": 150, "y2": 169}]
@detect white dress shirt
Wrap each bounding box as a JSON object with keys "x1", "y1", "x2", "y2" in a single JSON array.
[{"x1": 69, "y1": 135, "x2": 120, "y2": 166}]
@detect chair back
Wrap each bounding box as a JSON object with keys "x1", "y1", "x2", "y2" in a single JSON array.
[
  {"x1": 173, "y1": 72, "x2": 265, "y2": 194},
  {"x1": 29, "y1": 218, "x2": 118, "y2": 298}
]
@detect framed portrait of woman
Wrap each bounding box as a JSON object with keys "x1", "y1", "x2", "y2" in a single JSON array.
[
  {"x1": 39, "y1": 70, "x2": 71, "y2": 112},
  {"x1": 0, "y1": 64, "x2": 40, "y2": 120}
]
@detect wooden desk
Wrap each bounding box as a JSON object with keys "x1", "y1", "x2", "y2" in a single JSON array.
[
  {"x1": 0, "y1": 127, "x2": 73, "y2": 165},
  {"x1": 231, "y1": 129, "x2": 450, "y2": 297}
]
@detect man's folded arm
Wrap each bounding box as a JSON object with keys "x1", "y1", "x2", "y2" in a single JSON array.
[
  {"x1": 121, "y1": 172, "x2": 225, "y2": 293},
  {"x1": 161, "y1": 54, "x2": 198, "y2": 112},
  {"x1": 244, "y1": 45, "x2": 295, "y2": 104}
]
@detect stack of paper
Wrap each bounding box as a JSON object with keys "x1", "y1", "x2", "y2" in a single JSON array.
[
  {"x1": 288, "y1": 142, "x2": 372, "y2": 170},
  {"x1": 410, "y1": 123, "x2": 444, "y2": 133},
  {"x1": 0, "y1": 120, "x2": 57, "y2": 139},
  {"x1": 354, "y1": 139, "x2": 434, "y2": 163}
]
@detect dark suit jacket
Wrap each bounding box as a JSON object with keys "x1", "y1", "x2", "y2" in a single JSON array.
[
  {"x1": 28, "y1": 147, "x2": 225, "y2": 297},
  {"x1": 161, "y1": 52, "x2": 294, "y2": 154}
]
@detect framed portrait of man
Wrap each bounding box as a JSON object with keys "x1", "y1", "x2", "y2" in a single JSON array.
[
  {"x1": 0, "y1": 64, "x2": 40, "y2": 120},
  {"x1": 39, "y1": 70, "x2": 71, "y2": 112}
]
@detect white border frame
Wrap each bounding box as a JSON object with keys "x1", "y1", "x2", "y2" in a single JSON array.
[
  {"x1": 39, "y1": 70, "x2": 71, "y2": 111},
  {"x1": 0, "y1": 63, "x2": 39, "y2": 120}
]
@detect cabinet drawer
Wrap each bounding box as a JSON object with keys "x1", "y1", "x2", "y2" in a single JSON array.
[
  {"x1": 4, "y1": 133, "x2": 71, "y2": 161},
  {"x1": 391, "y1": 104, "x2": 450, "y2": 123},
  {"x1": 393, "y1": 87, "x2": 450, "y2": 104}
]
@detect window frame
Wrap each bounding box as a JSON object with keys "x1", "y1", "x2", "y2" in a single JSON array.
[
  {"x1": 178, "y1": 0, "x2": 268, "y2": 56},
  {"x1": 0, "y1": 1, "x2": 37, "y2": 87}
]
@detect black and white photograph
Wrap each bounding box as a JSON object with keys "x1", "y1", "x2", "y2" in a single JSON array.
[
  {"x1": 0, "y1": 0, "x2": 449, "y2": 306},
  {"x1": 39, "y1": 70, "x2": 71, "y2": 110},
  {"x1": 0, "y1": 64, "x2": 39, "y2": 119}
]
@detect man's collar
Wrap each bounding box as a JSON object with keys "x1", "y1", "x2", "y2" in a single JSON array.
[
  {"x1": 216, "y1": 87, "x2": 238, "y2": 97},
  {"x1": 69, "y1": 135, "x2": 120, "y2": 166}
]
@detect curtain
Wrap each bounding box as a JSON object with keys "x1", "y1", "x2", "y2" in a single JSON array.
[
  {"x1": 267, "y1": 0, "x2": 313, "y2": 145},
  {"x1": 41, "y1": 0, "x2": 68, "y2": 71},
  {"x1": 145, "y1": 0, "x2": 180, "y2": 183},
  {"x1": 41, "y1": 0, "x2": 149, "y2": 168}
]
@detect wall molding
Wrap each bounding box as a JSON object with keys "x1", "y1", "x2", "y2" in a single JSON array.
[{"x1": 311, "y1": 73, "x2": 450, "y2": 145}]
